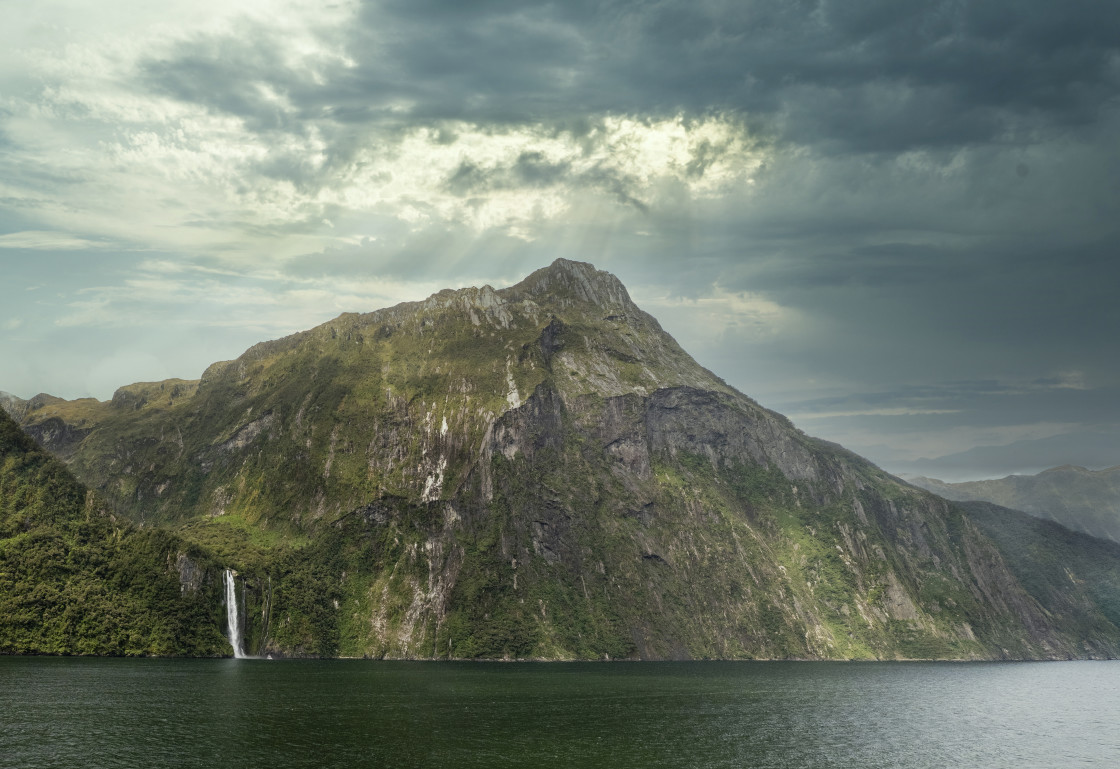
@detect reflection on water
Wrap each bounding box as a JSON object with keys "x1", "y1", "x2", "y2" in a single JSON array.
[{"x1": 1, "y1": 658, "x2": 1117, "y2": 768}]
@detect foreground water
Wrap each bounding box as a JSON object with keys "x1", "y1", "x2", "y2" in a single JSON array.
[{"x1": 1, "y1": 658, "x2": 1117, "y2": 768}]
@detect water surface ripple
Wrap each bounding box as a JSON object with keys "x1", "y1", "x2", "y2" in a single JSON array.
[{"x1": 1, "y1": 658, "x2": 1117, "y2": 768}]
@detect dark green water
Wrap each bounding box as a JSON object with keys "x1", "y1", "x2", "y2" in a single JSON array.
[{"x1": 1, "y1": 658, "x2": 1117, "y2": 768}]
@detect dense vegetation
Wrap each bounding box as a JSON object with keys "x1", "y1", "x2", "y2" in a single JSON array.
[{"x1": 0, "y1": 412, "x2": 227, "y2": 655}]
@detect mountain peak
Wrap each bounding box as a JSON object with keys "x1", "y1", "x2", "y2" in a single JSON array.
[{"x1": 506, "y1": 259, "x2": 634, "y2": 310}]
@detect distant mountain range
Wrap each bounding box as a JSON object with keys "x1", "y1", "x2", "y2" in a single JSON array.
[
  {"x1": 909, "y1": 466, "x2": 1120, "y2": 544},
  {"x1": 883, "y1": 431, "x2": 1120, "y2": 482},
  {"x1": 4, "y1": 259, "x2": 1120, "y2": 660}
]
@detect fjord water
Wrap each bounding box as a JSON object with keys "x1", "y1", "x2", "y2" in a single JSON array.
[{"x1": 2, "y1": 659, "x2": 1117, "y2": 768}]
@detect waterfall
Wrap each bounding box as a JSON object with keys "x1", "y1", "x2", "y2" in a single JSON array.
[{"x1": 224, "y1": 568, "x2": 246, "y2": 659}]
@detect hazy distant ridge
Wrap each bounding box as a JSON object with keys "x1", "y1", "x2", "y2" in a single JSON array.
[{"x1": 909, "y1": 466, "x2": 1120, "y2": 543}]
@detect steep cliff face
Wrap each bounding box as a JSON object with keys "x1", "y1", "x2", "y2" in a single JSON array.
[
  {"x1": 9, "y1": 260, "x2": 1120, "y2": 659},
  {"x1": 409, "y1": 382, "x2": 1110, "y2": 660}
]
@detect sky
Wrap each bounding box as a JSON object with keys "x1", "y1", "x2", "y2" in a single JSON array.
[{"x1": 1, "y1": 0, "x2": 1118, "y2": 481}]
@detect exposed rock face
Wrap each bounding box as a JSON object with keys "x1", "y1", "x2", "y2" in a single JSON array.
[
  {"x1": 9, "y1": 259, "x2": 1120, "y2": 660},
  {"x1": 174, "y1": 552, "x2": 206, "y2": 594},
  {"x1": 643, "y1": 387, "x2": 824, "y2": 482},
  {"x1": 21, "y1": 417, "x2": 92, "y2": 458},
  {"x1": 0, "y1": 391, "x2": 28, "y2": 421},
  {"x1": 446, "y1": 381, "x2": 1099, "y2": 660}
]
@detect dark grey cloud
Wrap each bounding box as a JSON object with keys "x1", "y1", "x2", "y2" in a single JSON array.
[
  {"x1": 132, "y1": 0, "x2": 1120, "y2": 321},
  {"x1": 143, "y1": 34, "x2": 301, "y2": 132},
  {"x1": 444, "y1": 152, "x2": 575, "y2": 196},
  {"x1": 135, "y1": 0, "x2": 1120, "y2": 154}
]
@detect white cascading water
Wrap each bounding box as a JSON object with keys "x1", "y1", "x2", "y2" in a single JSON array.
[{"x1": 224, "y1": 568, "x2": 246, "y2": 659}]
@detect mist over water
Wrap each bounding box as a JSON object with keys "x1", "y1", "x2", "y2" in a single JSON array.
[{"x1": 2, "y1": 658, "x2": 1117, "y2": 768}]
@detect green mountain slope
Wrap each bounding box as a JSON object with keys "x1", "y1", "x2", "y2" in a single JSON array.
[
  {"x1": 16, "y1": 262, "x2": 728, "y2": 531},
  {"x1": 910, "y1": 466, "x2": 1120, "y2": 544},
  {"x1": 961, "y1": 500, "x2": 1120, "y2": 650},
  {"x1": 0, "y1": 411, "x2": 227, "y2": 656},
  {"x1": 6, "y1": 259, "x2": 1120, "y2": 659}
]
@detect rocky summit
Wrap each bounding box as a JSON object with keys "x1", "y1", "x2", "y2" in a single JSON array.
[{"x1": 5, "y1": 259, "x2": 1120, "y2": 659}]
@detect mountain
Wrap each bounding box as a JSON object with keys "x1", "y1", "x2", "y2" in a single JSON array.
[
  {"x1": 0, "y1": 409, "x2": 227, "y2": 655},
  {"x1": 6, "y1": 259, "x2": 1120, "y2": 659},
  {"x1": 959, "y1": 500, "x2": 1120, "y2": 642},
  {"x1": 909, "y1": 466, "x2": 1120, "y2": 544}
]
